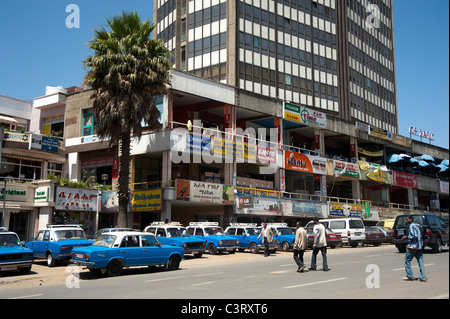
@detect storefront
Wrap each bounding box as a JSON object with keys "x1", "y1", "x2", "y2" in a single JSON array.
[{"x1": 54, "y1": 186, "x2": 98, "y2": 237}]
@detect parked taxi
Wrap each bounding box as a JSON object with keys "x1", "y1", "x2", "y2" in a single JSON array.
[
  {"x1": 186, "y1": 222, "x2": 238, "y2": 255},
  {"x1": 224, "y1": 223, "x2": 279, "y2": 254}
]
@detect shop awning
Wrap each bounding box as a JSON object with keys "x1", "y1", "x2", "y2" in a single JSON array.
[{"x1": 0, "y1": 115, "x2": 19, "y2": 125}]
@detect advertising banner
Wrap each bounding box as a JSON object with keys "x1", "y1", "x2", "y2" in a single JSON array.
[
  {"x1": 333, "y1": 160, "x2": 361, "y2": 178},
  {"x1": 284, "y1": 150, "x2": 327, "y2": 175},
  {"x1": 283, "y1": 102, "x2": 327, "y2": 128},
  {"x1": 440, "y1": 181, "x2": 449, "y2": 194},
  {"x1": 55, "y1": 187, "x2": 99, "y2": 211},
  {"x1": 358, "y1": 161, "x2": 391, "y2": 184},
  {"x1": 329, "y1": 202, "x2": 363, "y2": 218},
  {"x1": 101, "y1": 191, "x2": 119, "y2": 213},
  {"x1": 132, "y1": 189, "x2": 162, "y2": 212},
  {"x1": 250, "y1": 198, "x2": 283, "y2": 215},
  {"x1": 29, "y1": 134, "x2": 60, "y2": 153},
  {"x1": 175, "y1": 180, "x2": 235, "y2": 204},
  {"x1": 392, "y1": 171, "x2": 417, "y2": 188},
  {"x1": 237, "y1": 195, "x2": 253, "y2": 208},
  {"x1": 292, "y1": 201, "x2": 319, "y2": 215}
]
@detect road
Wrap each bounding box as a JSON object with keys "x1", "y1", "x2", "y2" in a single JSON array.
[{"x1": 0, "y1": 245, "x2": 448, "y2": 301}]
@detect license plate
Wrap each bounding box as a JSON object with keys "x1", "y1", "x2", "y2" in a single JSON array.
[
  {"x1": 398, "y1": 230, "x2": 404, "y2": 235},
  {"x1": 226, "y1": 248, "x2": 233, "y2": 251},
  {"x1": 355, "y1": 232, "x2": 361, "y2": 236},
  {"x1": 76, "y1": 254, "x2": 84, "y2": 259},
  {"x1": 1, "y1": 266, "x2": 17, "y2": 271}
]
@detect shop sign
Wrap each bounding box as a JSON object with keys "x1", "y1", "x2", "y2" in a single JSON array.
[
  {"x1": 378, "y1": 207, "x2": 397, "y2": 219},
  {"x1": 237, "y1": 195, "x2": 253, "y2": 208},
  {"x1": 257, "y1": 140, "x2": 277, "y2": 164},
  {"x1": 392, "y1": 134, "x2": 412, "y2": 148},
  {"x1": 283, "y1": 102, "x2": 327, "y2": 129},
  {"x1": 292, "y1": 201, "x2": 318, "y2": 215},
  {"x1": 34, "y1": 186, "x2": 49, "y2": 202},
  {"x1": 175, "y1": 180, "x2": 235, "y2": 204},
  {"x1": 358, "y1": 161, "x2": 391, "y2": 184},
  {"x1": 185, "y1": 133, "x2": 212, "y2": 153},
  {"x1": 392, "y1": 171, "x2": 417, "y2": 188},
  {"x1": 369, "y1": 126, "x2": 393, "y2": 141},
  {"x1": 250, "y1": 198, "x2": 283, "y2": 214},
  {"x1": 132, "y1": 189, "x2": 162, "y2": 212},
  {"x1": 3, "y1": 131, "x2": 29, "y2": 143},
  {"x1": 29, "y1": 134, "x2": 59, "y2": 153},
  {"x1": 0, "y1": 185, "x2": 30, "y2": 202},
  {"x1": 55, "y1": 187, "x2": 98, "y2": 211},
  {"x1": 284, "y1": 150, "x2": 327, "y2": 175},
  {"x1": 355, "y1": 122, "x2": 370, "y2": 132},
  {"x1": 333, "y1": 160, "x2": 361, "y2": 178},
  {"x1": 100, "y1": 191, "x2": 119, "y2": 213},
  {"x1": 329, "y1": 202, "x2": 363, "y2": 218}
]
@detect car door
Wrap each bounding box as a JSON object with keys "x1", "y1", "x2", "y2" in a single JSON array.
[
  {"x1": 119, "y1": 235, "x2": 143, "y2": 266},
  {"x1": 34, "y1": 231, "x2": 50, "y2": 258},
  {"x1": 141, "y1": 235, "x2": 163, "y2": 265},
  {"x1": 236, "y1": 228, "x2": 249, "y2": 248}
]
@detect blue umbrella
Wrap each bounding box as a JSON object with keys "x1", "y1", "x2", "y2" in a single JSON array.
[
  {"x1": 437, "y1": 164, "x2": 449, "y2": 172},
  {"x1": 421, "y1": 154, "x2": 435, "y2": 162},
  {"x1": 388, "y1": 154, "x2": 402, "y2": 163},
  {"x1": 440, "y1": 159, "x2": 449, "y2": 167},
  {"x1": 418, "y1": 160, "x2": 429, "y2": 167},
  {"x1": 410, "y1": 158, "x2": 419, "y2": 165}
]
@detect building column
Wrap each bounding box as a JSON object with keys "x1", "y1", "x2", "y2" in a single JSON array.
[
  {"x1": 352, "y1": 180, "x2": 361, "y2": 202},
  {"x1": 162, "y1": 150, "x2": 172, "y2": 222}
]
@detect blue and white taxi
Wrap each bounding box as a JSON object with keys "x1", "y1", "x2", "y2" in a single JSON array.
[
  {"x1": 0, "y1": 228, "x2": 34, "y2": 274},
  {"x1": 71, "y1": 231, "x2": 184, "y2": 277},
  {"x1": 186, "y1": 222, "x2": 238, "y2": 255},
  {"x1": 25, "y1": 225, "x2": 93, "y2": 267},
  {"x1": 268, "y1": 223, "x2": 296, "y2": 251},
  {"x1": 224, "y1": 223, "x2": 279, "y2": 254},
  {"x1": 144, "y1": 222, "x2": 206, "y2": 258}
]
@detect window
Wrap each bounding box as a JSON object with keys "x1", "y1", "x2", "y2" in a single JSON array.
[
  {"x1": 226, "y1": 228, "x2": 236, "y2": 235},
  {"x1": 121, "y1": 235, "x2": 140, "y2": 247},
  {"x1": 42, "y1": 115, "x2": 64, "y2": 138},
  {"x1": 142, "y1": 236, "x2": 159, "y2": 246},
  {"x1": 82, "y1": 108, "x2": 94, "y2": 136},
  {"x1": 236, "y1": 228, "x2": 245, "y2": 236}
]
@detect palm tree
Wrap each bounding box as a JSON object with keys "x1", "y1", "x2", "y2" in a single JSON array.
[{"x1": 83, "y1": 11, "x2": 172, "y2": 227}]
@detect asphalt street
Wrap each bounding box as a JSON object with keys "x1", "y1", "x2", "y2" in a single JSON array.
[{"x1": 1, "y1": 245, "x2": 448, "y2": 300}]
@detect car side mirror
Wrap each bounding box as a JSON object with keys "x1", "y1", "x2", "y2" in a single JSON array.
[{"x1": 19, "y1": 241, "x2": 26, "y2": 246}]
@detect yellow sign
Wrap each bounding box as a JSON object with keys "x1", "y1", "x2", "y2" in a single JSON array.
[
  {"x1": 284, "y1": 111, "x2": 302, "y2": 123},
  {"x1": 132, "y1": 189, "x2": 162, "y2": 212}
]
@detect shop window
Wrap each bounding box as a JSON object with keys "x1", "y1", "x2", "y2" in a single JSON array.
[
  {"x1": 42, "y1": 115, "x2": 64, "y2": 138},
  {"x1": 0, "y1": 155, "x2": 42, "y2": 181}
]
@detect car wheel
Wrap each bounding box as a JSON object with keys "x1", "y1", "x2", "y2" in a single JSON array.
[
  {"x1": 193, "y1": 252, "x2": 203, "y2": 258},
  {"x1": 105, "y1": 260, "x2": 123, "y2": 277},
  {"x1": 208, "y1": 244, "x2": 218, "y2": 255},
  {"x1": 46, "y1": 253, "x2": 56, "y2": 267},
  {"x1": 250, "y1": 243, "x2": 259, "y2": 254},
  {"x1": 18, "y1": 266, "x2": 32, "y2": 274},
  {"x1": 396, "y1": 244, "x2": 406, "y2": 253},
  {"x1": 432, "y1": 237, "x2": 443, "y2": 253},
  {"x1": 166, "y1": 255, "x2": 181, "y2": 271},
  {"x1": 282, "y1": 242, "x2": 290, "y2": 252}
]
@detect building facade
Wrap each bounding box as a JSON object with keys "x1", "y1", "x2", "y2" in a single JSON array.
[{"x1": 154, "y1": 0, "x2": 398, "y2": 134}]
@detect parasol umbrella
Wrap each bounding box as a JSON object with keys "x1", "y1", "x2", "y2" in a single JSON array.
[
  {"x1": 420, "y1": 154, "x2": 435, "y2": 162},
  {"x1": 388, "y1": 154, "x2": 402, "y2": 163},
  {"x1": 440, "y1": 159, "x2": 449, "y2": 167},
  {"x1": 437, "y1": 164, "x2": 449, "y2": 172},
  {"x1": 418, "y1": 160, "x2": 430, "y2": 167}
]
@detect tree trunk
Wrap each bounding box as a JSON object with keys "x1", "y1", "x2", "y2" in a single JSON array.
[{"x1": 117, "y1": 132, "x2": 131, "y2": 228}]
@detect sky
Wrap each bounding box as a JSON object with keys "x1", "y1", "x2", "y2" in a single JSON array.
[{"x1": 0, "y1": 0, "x2": 448, "y2": 149}]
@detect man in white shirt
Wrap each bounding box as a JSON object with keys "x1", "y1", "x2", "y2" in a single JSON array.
[
  {"x1": 309, "y1": 217, "x2": 329, "y2": 271},
  {"x1": 257, "y1": 223, "x2": 273, "y2": 257}
]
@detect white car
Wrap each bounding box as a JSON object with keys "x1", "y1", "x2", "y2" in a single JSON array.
[{"x1": 306, "y1": 218, "x2": 366, "y2": 247}]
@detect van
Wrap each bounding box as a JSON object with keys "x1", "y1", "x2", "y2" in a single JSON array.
[
  {"x1": 376, "y1": 219, "x2": 395, "y2": 229},
  {"x1": 306, "y1": 218, "x2": 366, "y2": 247}
]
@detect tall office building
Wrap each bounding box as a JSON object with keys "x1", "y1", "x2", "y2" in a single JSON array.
[{"x1": 154, "y1": 0, "x2": 398, "y2": 133}]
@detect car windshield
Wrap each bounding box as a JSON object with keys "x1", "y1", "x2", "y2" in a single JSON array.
[
  {"x1": 246, "y1": 228, "x2": 261, "y2": 236},
  {"x1": 93, "y1": 234, "x2": 117, "y2": 248},
  {"x1": 166, "y1": 227, "x2": 190, "y2": 238},
  {"x1": 349, "y1": 220, "x2": 364, "y2": 229},
  {"x1": 53, "y1": 230, "x2": 87, "y2": 241},
  {"x1": 277, "y1": 228, "x2": 294, "y2": 235},
  {"x1": 204, "y1": 227, "x2": 225, "y2": 236},
  {"x1": 0, "y1": 234, "x2": 20, "y2": 247},
  {"x1": 395, "y1": 216, "x2": 424, "y2": 228}
]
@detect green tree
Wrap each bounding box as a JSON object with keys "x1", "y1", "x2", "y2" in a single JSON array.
[{"x1": 83, "y1": 11, "x2": 172, "y2": 227}]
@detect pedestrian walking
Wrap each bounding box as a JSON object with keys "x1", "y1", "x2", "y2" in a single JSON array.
[
  {"x1": 402, "y1": 216, "x2": 427, "y2": 282},
  {"x1": 257, "y1": 223, "x2": 273, "y2": 257},
  {"x1": 309, "y1": 217, "x2": 329, "y2": 271},
  {"x1": 293, "y1": 221, "x2": 308, "y2": 272}
]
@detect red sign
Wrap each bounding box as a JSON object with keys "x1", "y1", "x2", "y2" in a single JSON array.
[{"x1": 392, "y1": 171, "x2": 417, "y2": 188}]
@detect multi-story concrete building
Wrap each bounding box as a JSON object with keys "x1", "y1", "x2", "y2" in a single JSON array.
[{"x1": 154, "y1": 0, "x2": 398, "y2": 133}]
